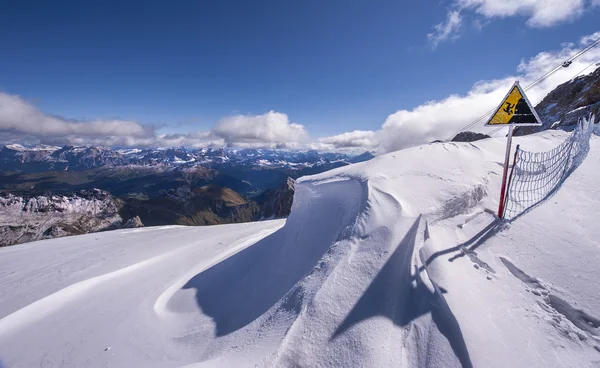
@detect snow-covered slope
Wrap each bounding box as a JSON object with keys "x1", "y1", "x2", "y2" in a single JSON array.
[
  {"x1": 0, "y1": 221, "x2": 285, "y2": 368},
  {"x1": 1, "y1": 129, "x2": 599, "y2": 367}
]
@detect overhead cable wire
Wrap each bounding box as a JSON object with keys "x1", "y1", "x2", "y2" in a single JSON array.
[
  {"x1": 444, "y1": 37, "x2": 600, "y2": 141},
  {"x1": 486, "y1": 55, "x2": 600, "y2": 138}
]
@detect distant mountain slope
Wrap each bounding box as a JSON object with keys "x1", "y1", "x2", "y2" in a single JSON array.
[
  {"x1": 0, "y1": 175, "x2": 260, "y2": 245},
  {"x1": 0, "y1": 165, "x2": 253, "y2": 198},
  {"x1": 348, "y1": 151, "x2": 375, "y2": 163},
  {"x1": 255, "y1": 177, "x2": 295, "y2": 219},
  {"x1": 0, "y1": 189, "x2": 142, "y2": 247},
  {"x1": 0, "y1": 145, "x2": 373, "y2": 178},
  {"x1": 121, "y1": 184, "x2": 260, "y2": 227}
]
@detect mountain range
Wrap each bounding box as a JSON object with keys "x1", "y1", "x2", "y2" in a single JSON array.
[
  {"x1": 0, "y1": 145, "x2": 374, "y2": 174},
  {"x1": 0, "y1": 144, "x2": 363, "y2": 245}
]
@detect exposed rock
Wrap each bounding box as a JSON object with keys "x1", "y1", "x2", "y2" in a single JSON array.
[
  {"x1": 451, "y1": 131, "x2": 491, "y2": 142},
  {"x1": 257, "y1": 178, "x2": 295, "y2": 219},
  {"x1": 514, "y1": 66, "x2": 600, "y2": 136},
  {"x1": 122, "y1": 216, "x2": 144, "y2": 228},
  {"x1": 0, "y1": 189, "x2": 123, "y2": 247},
  {"x1": 42, "y1": 225, "x2": 69, "y2": 238}
]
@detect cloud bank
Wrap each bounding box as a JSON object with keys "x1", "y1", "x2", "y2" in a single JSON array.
[
  {"x1": 0, "y1": 96, "x2": 307, "y2": 149},
  {"x1": 213, "y1": 111, "x2": 308, "y2": 149},
  {"x1": 309, "y1": 130, "x2": 379, "y2": 152},
  {"x1": 0, "y1": 93, "x2": 153, "y2": 140}
]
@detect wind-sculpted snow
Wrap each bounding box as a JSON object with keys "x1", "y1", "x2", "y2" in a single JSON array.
[
  {"x1": 173, "y1": 178, "x2": 362, "y2": 335},
  {"x1": 1, "y1": 130, "x2": 599, "y2": 367}
]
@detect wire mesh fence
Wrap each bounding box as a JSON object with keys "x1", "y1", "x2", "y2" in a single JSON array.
[{"x1": 504, "y1": 116, "x2": 595, "y2": 220}]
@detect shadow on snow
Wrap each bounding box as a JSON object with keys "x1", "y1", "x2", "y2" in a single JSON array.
[
  {"x1": 332, "y1": 217, "x2": 474, "y2": 368},
  {"x1": 177, "y1": 180, "x2": 360, "y2": 337}
]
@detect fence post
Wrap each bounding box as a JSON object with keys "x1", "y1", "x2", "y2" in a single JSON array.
[
  {"x1": 502, "y1": 144, "x2": 520, "y2": 219},
  {"x1": 498, "y1": 126, "x2": 514, "y2": 219}
]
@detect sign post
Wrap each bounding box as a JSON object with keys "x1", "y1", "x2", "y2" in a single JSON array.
[
  {"x1": 497, "y1": 125, "x2": 514, "y2": 218},
  {"x1": 484, "y1": 81, "x2": 542, "y2": 219}
]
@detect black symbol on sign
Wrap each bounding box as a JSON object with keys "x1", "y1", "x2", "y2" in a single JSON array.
[{"x1": 503, "y1": 102, "x2": 514, "y2": 115}]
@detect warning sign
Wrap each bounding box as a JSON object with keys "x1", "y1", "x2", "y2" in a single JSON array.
[{"x1": 485, "y1": 82, "x2": 542, "y2": 126}]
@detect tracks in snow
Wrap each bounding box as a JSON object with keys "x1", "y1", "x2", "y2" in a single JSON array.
[{"x1": 500, "y1": 257, "x2": 600, "y2": 340}]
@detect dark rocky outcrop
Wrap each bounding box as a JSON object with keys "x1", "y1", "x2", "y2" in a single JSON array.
[
  {"x1": 256, "y1": 177, "x2": 295, "y2": 219},
  {"x1": 451, "y1": 131, "x2": 491, "y2": 143},
  {"x1": 515, "y1": 66, "x2": 600, "y2": 136}
]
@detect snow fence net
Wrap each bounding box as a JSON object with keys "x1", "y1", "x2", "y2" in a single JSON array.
[{"x1": 504, "y1": 117, "x2": 595, "y2": 220}]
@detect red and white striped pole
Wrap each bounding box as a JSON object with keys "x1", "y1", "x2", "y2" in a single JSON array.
[{"x1": 497, "y1": 125, "x2": 514, "y2": 219}]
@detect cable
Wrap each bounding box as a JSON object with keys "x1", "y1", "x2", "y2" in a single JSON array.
[
  {"x1": 485, "y1": 55, "x2": 600, "y2": 138},
  {"x1": 572, "y1": 56, "x2": 600, "y2": 78},
  {"x1": 449, "y1": 58, "x2": 570, "y2": 137},
  {"x1": 522, "y1": 38, "x2": 600, "y2": 92},
  {"x1": 444, "y1": 37, "x2": 600, "y2": 141},
  {"x1": 488, "y1": 126, "x2": 504, "y2": 136}
]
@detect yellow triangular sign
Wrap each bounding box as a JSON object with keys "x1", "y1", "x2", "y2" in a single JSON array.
[{"x1": 485, "y1": 82, "x2": 542, "y2": 126}]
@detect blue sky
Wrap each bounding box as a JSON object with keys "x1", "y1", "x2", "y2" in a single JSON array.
[{"x1": 0, "y1": 0, "x2": 599, "y2": 151}]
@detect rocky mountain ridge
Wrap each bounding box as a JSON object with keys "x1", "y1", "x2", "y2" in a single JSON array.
[
  {"x1": 256, "y1": 177, "x2": 295, "y2": 219},
  {"x1": 449, "y1": 67, "x2": 599, "y2": 141},
  {"x1": 515, "y1": 66, "x2": 600, "y2": 136},
  {"x1": 0, "y1": 189, "x2": 143, "y2": 247}
]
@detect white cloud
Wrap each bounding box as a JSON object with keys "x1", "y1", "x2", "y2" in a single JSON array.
[
  {"x1": 581, "y1": 31, "x2": 600, "y2": 45},
  {"x1": 376, "y1": 31, "x2": 600, "y2": 153},
  {"x1": 428, "y1": 11, "x2": 463, "y2": 48},
  {"x1": 316, "y1": 130, "x2": 378, "y2": 151},
  {"x1": 458, "y1": 0, "x2": 586, "y2": 27},
  {"x1": 0, "y1": 93, "x2": 153, "y2": 139},
  {"x1": 430, "y1": 0, "x2": 595, "y2": 46},
  {"x1": 212, "y1": 111, "x2": 308, "y2": 147},
  {"x1": 152, "y1": 132, "x2": 226, "y2": 149},
  {"x1": 0, "y1": 94, "x2": 307, "y2": 149}
]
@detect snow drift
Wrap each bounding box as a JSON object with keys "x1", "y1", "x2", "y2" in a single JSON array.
[{"x1": 1, "y1": 127, "x2": 600, "y2": 367}]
